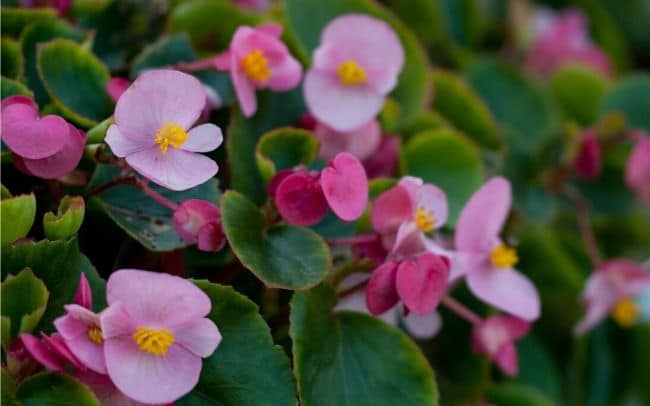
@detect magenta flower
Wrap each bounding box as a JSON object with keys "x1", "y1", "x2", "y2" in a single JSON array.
[
  {"x1": 575, "y1": 259, "x2": 650, "y2": 335},
  {"x1": 304, "y1": 14, "x2": 405, "y2": 131},
  {"x1": 231, "y1": 0, "x2": 270, "y2": 12},
  {"x1": 625, "y1": 134, "x2": 650, "y2": 204},
  {"x1": 1, "y1": 95, "x2": 84, "y2": 179},
  {"x1": 19, "y1": 332, "x2": 84, "y2": 372},
  {"x1": 454, "y1": 177, "x2": 541, "y2": 321},
  {"x1": 274, "y1": 152, "x2": 368, "y2": 226},
  {"x1": 107, "y1": 77, "x2": 131, "y2": 103},
  {"x1": 573, "y1": 128, "x2": 601, "y2": 179},
  {"x1": 366, "y1": 252, "x2": 449, "y2": 316},
  {"x1": 214, "y1": 23, "x2": 302, "y2": 117},
  {"x1": 471, "y1": 315, "x2": 531, "y2": 376},
  {"x1": 105, "y1": 69, "x2": 223, "y2": 191},
  {"x1": 362, "y1": 136, "x2": 399, "y2": 179},
  {"x1": 100, "y1": 269, "x2": 221, "y2": 404},
  {"x1": 172, "y1": 199, "x2": 226, "y2": 252},
  {"x1": 372, "y1": 176, "x2": 448, "y2": 256},
  {"x1": 314, "y1": 118, "x2": 381, "y2": 161}
]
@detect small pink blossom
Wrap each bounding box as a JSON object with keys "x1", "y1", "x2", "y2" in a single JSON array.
[
  {"x1": 575, "y1": 259, "x2": 650, "y2": 335},
  {"x1": 107, "y1": 77, "x2": 131, "y2": 103},
  {"x1": 105, "y1": 70, "x2": 223, "y2": 191},
  {"x1": 625, "y1": 134, "x2": 650, "y2": 204},
  {"x1": 172, "y1": 199, "x2": 226, "y2": 252},
  {"x1": 314, "y1": 119, "x2": 382, "y2": 161},
  {"x1": 573, "y1": 128, "x2": 601, "y2": 179},
  {"x1": 100, "y1": 269, "x2": 221, "y2": 404},
  {"x1": 471, "y1": 315, "x2": 531, "y2": 376},
  {"x1": 304, "y1": 14, "x2": 405, "y2": 131},
  {"x1": 214, "y1": 23, "x2": 302, "y2": 117},
  {"x1": 454, "y1": 177, "x2": 541, "y2": 321}
]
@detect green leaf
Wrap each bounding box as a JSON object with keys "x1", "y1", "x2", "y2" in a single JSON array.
[
  {"x1": 1, "y1": 37, "x2": 23, "y2": 79},
  {"x1": 290, "y1": 284, "x2": 438, "y2": 405},
  {"x1": 85, "y1": 117, "x2": 112, "y2": 144},
  {"x1": 598, "y1": 74, "x2": 650, "y2": 133},
  {"x1": 228, "y1": 89, "x2": 306, "y2": 204},
  {"x1": 37, "y1": 38, "x2": 113, "y2": 128},
  {"x1": 0, "y1": 7, "x2": 57, "y2": 38},
  {"x1": 431, "y1": 70, "x2": 500, "y2": 148},
  {"x1": 1, "y1": 370, "x2": 16, "y2": 406},
  {"x1": 221, "y1": 191, "x2": 330, "y2": 289},
  {"x1": 43, "y1": 196, "x2": 85, "y2": 241},
  {"x1": 1, "y1": 76, "x2": 33, "y2": 98},
  {"x1": 551, "y1": 64, "x2": 609, "y2": 125},
  {"x1": 256, "y1": 127, "x2": 318, "y2": 182},
  {"x1": 179, "y1": 281, "x2": 296, "y2": 405},
  {"x1": 16, "y1": 372, "x2": 98, "y2": 406},
  {"x1": 1, "y1": 269, "x2": 49, "y2": 346},
  {"x1": 488, "y1": 383, "x2": 555, "y2": 406},
  {"x1": 401, "y1": 129, "x2": 483, "y2": 224},
  {"x1": 1, "y1": 238, "x2": 106, "y2": 331},
  {"x1": 514, "y1": 335, "x2": 563, "y2": 402},
  {"x1": 86, "y1": 165, "x2": 221, "y2": 252},
  {"x1": 1, "y1": 193, "x2": 36, "y2": 248},
  {"x1": 284, "y1": 0, "x2": 430, "y2": 130}
]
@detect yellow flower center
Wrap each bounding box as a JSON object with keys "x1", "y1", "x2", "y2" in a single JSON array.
[
  {"x1": 336, "y1": 60, "x2": 367, "y2": 86},
  {"x1": 154, "y1": 122, "x2": 188, "y2": 155},
  {"x1": 241, "y1": 49, "x2": 271, "y2": 83},
  {"x1": 490, "y1": 244, "x2": 518, "y2": 269},
  {"x1": 414, "y1": 207, "x2": 436, "y2": 233},
  {"x1": 87, "y1": 327, "x2": 103, "y2": 345},
  {"x1": 612, "y1": 298, "x2": 639, "y2": 327},
  {"x1": 132, "y1": 326, "x2": 175, "y2": 356}
]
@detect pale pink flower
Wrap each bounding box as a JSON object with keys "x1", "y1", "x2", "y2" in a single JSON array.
[
  {"x1": 471, "y1": 315, "x2": 531, "y2": 376},
  {"x1": 625, "y1": 134, "x2": 650, "y2": 204},
  {"x1": 314, "y1": 119, "x2": 381, "y2": 161},
  {"x1": 304, "y1": 14, "x2": 404, "y2": 131},
  {"x1": 172, "y1": 199, "x2": 226, "y2": 252},
  {"x1": 105, "y1": 70, "x2": 223, "y2": 191}
]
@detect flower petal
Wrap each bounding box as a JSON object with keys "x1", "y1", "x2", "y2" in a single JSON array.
[
  {"x1": 105, "y1": 124, "x2": 152, "y2": 157},
  {"x1": 18, "y1": 124, "x2": 85, "y2": 179},
  {"x1": 183, "y1": 124, "x2": 223, "y2": 153},
  {"x1": 275, "y1": 171, "x2": 329, "y2": 226},
  {"x1": 314, "y1": 119, "x2": 381, "y2": 161},
  {"x1": 371, "y1": 185, "x2": 413, "y2": 235},
  {"x1": 395, "y1": 253, "x2": 449, "y2": 315},
  {"x1": 321, "y1": 152, "x2": 368, "y2": 221},
  {"x1": 366, "y1": 262, "x2": 399, "y2": 315},
  {"x1": 54, "y1": 313, "x2": 107, "y2": 374},
  {"x1": 1, "y1": 101, "x2": 68, "y2": 159},
  {"x1": 417, "y1": 184, "x2": 448, "y2": 229},
  {"x1": 267, "y1": 56, "x2": 302, "y2": 91},
  {"x1": 174, "y1": 318, "x2": 221, "y2": 357}
]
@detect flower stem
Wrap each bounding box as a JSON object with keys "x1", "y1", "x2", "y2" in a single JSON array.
[
  {"x1": 441, "y1": 295, "x2": 482, "y2": 325},
  {"x1": 137, "y1": 180, "x2": 179, "y2": 211},
  {"x1": 174, "y1": 58, "x2": 216, "y2": 72},
  {"x1": 563, "y1": 184, "x2": 602, "y2": 267},
  {"x1": 85, "y1": 176, "x2": 137, "y2": 197},
  {"x1": 337, "y1": 278, "x2": 369, "y2": 299},
  {"x1": 85, "y1": 176, "x2": 178, "y2": 211},
  {"x1": 327, "y1": 233, "x2": 379, "y2": 247}
]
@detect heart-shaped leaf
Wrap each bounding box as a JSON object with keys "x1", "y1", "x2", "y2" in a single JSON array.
[
  {"x1": 598, "y1": 74, "x2": 650, "y2": 132},
  {"x1": 43, "y1": 195, "x2": 85, "y2": 241},
  {"x1": 0, "y1": 193, "x2": 36, "y2": 248},
  {"x1": 256, "y1": 127, "x2": 318, "y2": 182},
  {"x1": 1, "y1": 269, "x2": 49, "y2": 347},
  {"x1": 16, "y1": 373, "x2": 98, "y2": 406}
]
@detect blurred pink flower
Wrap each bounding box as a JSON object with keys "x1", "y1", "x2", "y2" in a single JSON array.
[
  {"x1": 471, "y1": 315, "x2": 531, "y2": 376},
  {"x1": 214, "y1": 24, "x2": 302, "y2": 117},
  {"x1": 107, "y1": 77, "x2": 131, "y2": 103},
  {"x1": 362, "y1": 136, "x2": 399, "y2": 178},
  {"x1": 231, "y1": 0, "x2": 270, "y2": 12},
  {"x1": 100, "y1": 269, "x2": 221, "y2": 404},
  {"x1": 573, "y1": 128, "x2": 601, "y2": 179},
  {"x1": 314, "y1": 119, "x2": 382, "y2": 161},
  {"x1": 575, "y1": 259, "x2": 650, "y2": 335},
  {"x1": 304, "y1": 14, "x2": 404, "y2": 131},
  {"x1": 625, "y1": 134, "x2": 650, "y2": 204},
  {"x1": 454, "y1": 177, "x2": 540, "y2": 321},
  {"x1": 172, "y1": 199, "x2": 226, "y2": 252},
  {"x1": 105, "y1": 70, "x2": 223, "y2": 191},
  {"x1": 1, "y1": 95, "x2": 84, "y2": 179}
]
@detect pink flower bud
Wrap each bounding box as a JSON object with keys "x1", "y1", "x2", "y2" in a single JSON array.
[
  {"x1": 172, "y1": 199, "x2": 226, "y2": 252},
  {"x1": 471, "y1": 315, "x2": 531, "y2": 376},
  {"x1": 74, "y1": 273, "x2": 93, "y2": 310},
  {"x1": 275, "y1": 171, "x2": 329, "y2": 226},
  {"x1": 106, "y1": 77, "x2": 130, "y2": 103},
  {"x1": 366, "y1": 261, "x2": 400, "y2": 315},
  {"x1": 625, "y1": 135, "x2": 650, "y2": 204},
  {"x1": 573, "y1": 129, "x2": 601, "y2": 179}
]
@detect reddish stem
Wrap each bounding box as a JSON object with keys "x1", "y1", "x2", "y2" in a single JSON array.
[
  {"x1": 85, "y1": 176, "x2": 137, "y2": 197},
  {"x1": 337, "y1": 279, "x2": 369, "y2": 299},
  {"x1": 441, "y1": 296, "x2": 482, "y2": 325},
  {"x1": 175, "y1": 58, "x2": 217, "y2": 72},
  {"x1": 327, "y1": 233, "x2": 379, "y2": 247},
  {"x1": 563, "y1": 185, "x2": 602, "y2": 267},
  {"x1": 85, "y1": 176, "x2": 178, "y2": 211},
  {"x1": 137, "y1": 180, "x2": 179, "y2": 211}
]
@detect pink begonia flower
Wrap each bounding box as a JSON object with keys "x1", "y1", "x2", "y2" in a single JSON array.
[
  {"x1": 372, "y1": 176, "x2": 448, "y2": 256},
  {"x1": 336, "y1": 273, "x2": 443, "y2": 340},
  {"x1": 574, "y1": 259, "x2": 650, "y2": 335},
  {"x1": 100, "y1": 269, "x2": 221, "y2": 404},
  {"x1": 1, "y1": 96, "x2": 85, "y2": 179},
  {"x1": 525, "y1": 8, "x2": 612, "y2": 79},
  {"x1": 573, "y1": 128, "x2": 601, "y2": 179},
  {"x1": 362, "y1": 136, "x2": 399, "y2": 179},
  {"x1": 366, "y1": 252, "x2": 449, "y2": 316},
  {"x1": 625, "y1": 134, "x2": 650, "y2": 204},
  {"x1": 471, "y1": 315, "x2": 531, "y2": 376},
  {"x1": 107, "y1": 77, "x2": 131, "y2": 103},
  {"x1": 172, "y1": 199, "x2": 226, "y2": 252},
  {"x1": 314, "y1": 119, "x2": 382, "y2": 161},
  {"x1": 274, "y1": 152, "x2": 368, "y2": 226},
  {"x1": 214, "y1": 24, "x2": 302, "y2": 117},
  {"x1": 304, "y1": 14, "x2": 405, "y2": 132},
  {"x1": 352, "y1": 234, "x2": 388, "y2": 267},
  {"x1": 74, "y1": 370, "x2": 156, "y2": 406},
  {"x1": 105, "y1": 70, "x2": 223, "y2": 191},
  {"x1": 19, "y1": 332, "x2": 84, "y2": 372},
  {"x1": 454, "y1": 177, "x2": 541, "y2": 321}
]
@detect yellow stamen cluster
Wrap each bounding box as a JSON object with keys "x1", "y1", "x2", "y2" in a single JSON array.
[
  {"x1": 490, "y1": 244, "x2": 518, "y2": 269},
  {"x1": 241, "y1": 49, "x2": 271, "y2": 83},
  {"x1": 87, "y1": 327, "x2": 104, "y2": 345},
  {"x1": 336, "y1": 60, "x2": 367, "y2": 86},
  {"x1": 132, "y1": 327, "x2": 175, "y2": 356},
  {"x1": 612, "y1": 298, "x2": 639, "y2": 327},
  {"x1": 414, "y1": 207, "x2": 436, "y2": 233},
  {"x1": 155, "y1": 123, "x2": 188, "y2": 155}
]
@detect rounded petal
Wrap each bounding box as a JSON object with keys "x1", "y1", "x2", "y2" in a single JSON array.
[
  {"x1": 104, "y1": 336, "x2": 201, "y2": 404},
  {"x1": 18, "y1": 124, "x2": 85, "y2": 179},
  {"x1": 395, "y1": 253, "x2": 450, "y2": 315},
  {"x1": 20, "y1": 334, "x2": 65, "y2": 372},
  {"x1": 455, "y1": 177, "x2": 512, "y2": 253},
  {"x1": 105, "y1": 124, "x2": 152, "y2": 157},
  {"x1": 183, "y1": 124, "x2": 223, "y2": 153},
  {"x1": 1, "y1": 102, "x2": 68, "y2": 159},
  {"x1": 402, "y1": 311, "x2": 442, "y2": 339},
  {"x1": 231, "y1": 60, "x2": 257, "y2": 117},
  {"x1": 106, "y1": 269, "x2": 212, "y2": 327},
  {"x1": 417, "y1": 184, "x2": 448, "y2": 229},
  {"x1": 172, "y1": 199, "x2": 221, "y2": 243},
  {"x1": 315, "y1": 119, "x2": 381, "y2": 161},
  {"x1": 126, "y1": 147, "x2": 218, "y2": 191},
  {"x1": 267, "y1": 56, "x2": 303, "y2": 91},
  {"x1": 371, "y1": 185, "x2": 413, "y2": 235},
  {"x1": 304, "y1": 69, "x2": 384, "y2": 132},
  {"x1": 197, "y1": 222, "x2": 226, "y2": 252},
  {"x1": 366, "y1": 262, "x2": 399, "y2": 315},
  {"x1": 54, "y1": 313, "x2": 106, "y2": 374},
  {"x1": 173, "y1": 318, "x2": 221, "y2": 357},
  {"x1": 466, "y1": 268, "x2": 541, "y2": 321},
  {"x1": 494, "y1": 343, "x2": 518, "y2": 376},
  {"x1": 392, "y1": 221, "x2": 423, "y2": 256},
  {"x1": 74, "y1": 273, "x2": 93, "y2": 310},
  {"x1": 100, "y1": 302, "x2": 136, "y2": 339},
  {"x1": 321, "y1": 152, "x2": 368, "y2": 221},
  {"x1": 275, "y1": 171, "x2": 328, "y2": 226},
  {"x1": 256, "y1": 23, "x2": 283, "y2": 38}
]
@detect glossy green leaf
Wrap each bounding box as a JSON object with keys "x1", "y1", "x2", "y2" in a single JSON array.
[
  {"x1": 179, "y1": 281, "x2": 296, "y2": 405},
  {"x1": 1, "y1": 238, "x2": 106, "y2": 331},
  {"x1": 16, "y1": 372, "x2": 98, "y2": 406},
  {"x1": 514, "y1": 335, "x2": 563, "y2": 402},
  {"x1": 488, "y1": 383, "x2": 555, "y2": 406},
  {"x1": 0, "y1": 7, "x2": 57, "y2": 37},
  {"x1": 1, "y1": 269, "x2": 49, "y2": 346},
  {"x1": 598, "y1": 74, "x2": 650, "y2": 132},
  {"x1": 1, "y1": 37, "x2": 23, "y2": 79},
  {"x1": 401, "y1": 129, "x2": 483, "y2": 224},
  {"x1": 221, "y1": 191, "x2": 330, "y2": 289},
  {"x1": 86, "y1": 165, "x2": 221, "y2": 252},
  {"x1": 1, "y1": 370, "x2": 16, "y2": 406},
  {"x1": 551, "y1": 64, "x2": 609, "y2": 125},
  {"x1": 1, "y1": 193, "x2": 36, "y2": 248},
  {"x1": 290, "y1": 284, "x2": 438, "y2": 406},
  {"x1": 284, "y1": 0, "x2": 429, "y2": 130},
  {"x1": 256, "y1": 127, "x2": 318, "y2": 181},
  {"x1": 85, "y1": 117, "x2": 112, "y2": 144},
  {"x1": 43, "y1": 196, "x2": 85, "y2": 241},
  {"x1": 37, "y1": 38, "x2": 113, "y2": 127},
  {"x1": 1, "y1": 76, "x2": 33, "y2": 98}
]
